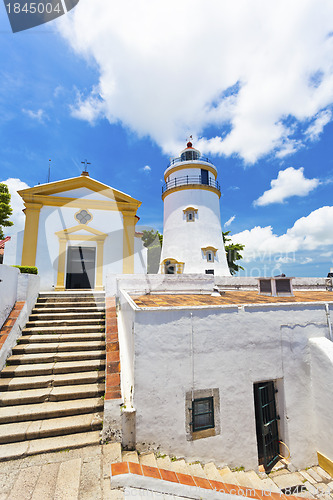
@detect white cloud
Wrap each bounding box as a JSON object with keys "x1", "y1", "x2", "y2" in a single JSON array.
[
  {"x1": 254, "y1": 167, "x2": 319, "y2": 206},
  {"x1": 231, "y1": 205, "x2": 333, "y2": 262},
  {"x1": 224, "y1": 215, "x2": 236, "y2": 227},
  {"x1": 140, "y1": 165, "x2": 151, "y2": 174},
  {"x1": 305, "y1": 109, "x2": 332, "y2": 141},
  {"x1": 58, "y1": 0, "x2": 333, "y2": 163},
  {"x1": 70, "y1": 87, "x2": 106, "y2": 124},
  {"x1": 0, "y1": 178, "x2": 30, "y2": 235},
  {"x1": 22, "y1": 108, "x2": 47, "y2": 123}
]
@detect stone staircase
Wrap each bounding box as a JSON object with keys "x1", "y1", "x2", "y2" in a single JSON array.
[
  {"x1": 0, "y1": 291, "x2": 106, "y2": 461},
  {"x1": 119, "y1": 450, "x2": 333, "y2": 499},
  {"x1": 2, "y1": 443, "x2": 332, "y2": 500}
]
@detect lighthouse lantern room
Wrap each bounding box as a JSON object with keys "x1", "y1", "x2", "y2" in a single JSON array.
[{"x1": 159, "y1": 141, "x2": 230, "y2": 276}]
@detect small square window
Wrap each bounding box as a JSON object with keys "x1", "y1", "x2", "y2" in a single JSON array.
[
  {"x1": 207, "y1": 251, "x2": 213, "y2": 262},
  {"x1": 192, "y1": 397, "x2": 214, "y2": 432}
]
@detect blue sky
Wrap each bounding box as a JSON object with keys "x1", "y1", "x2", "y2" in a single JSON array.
[{"x1": 1, "y1": 0, "x2": 333, "y2": 277}]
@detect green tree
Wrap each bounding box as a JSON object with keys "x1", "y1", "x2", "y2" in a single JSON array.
[
  {"x1": 223, "y1": 230, "x2": 245, "y2": 275},
  {"x1": 142, "y1": 229, "x2": 163, "y2": 247},
  {"x1": 142, "y1": 230, "x2": 163, "y2": 274},
  {"x1": 0, "y1": 183, "x2": 13, "y2": 239}
]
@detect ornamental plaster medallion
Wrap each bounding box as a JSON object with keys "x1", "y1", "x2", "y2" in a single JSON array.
[{"x1": 74, "y1": 209, "x2": 93, "y2": 225}]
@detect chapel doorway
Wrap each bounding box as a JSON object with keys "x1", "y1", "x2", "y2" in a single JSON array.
[
  {"x1": 253, "y1": 380, "x2": 280, "y2": 471},
  {"x1": 66, "y1": 246, "x2": 96, "y2": 289}
]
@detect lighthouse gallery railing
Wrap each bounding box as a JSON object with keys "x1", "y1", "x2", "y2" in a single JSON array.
[{"x1": 162, "y1": 175, "x2": 221, "y2": 194}]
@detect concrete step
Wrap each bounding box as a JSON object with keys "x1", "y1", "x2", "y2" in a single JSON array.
[
  {"x1": 0, "y1": 370, "x2": 105, "y2": 391},
  {"x1": 204, "y1": 462, "x2": 224, "y2": 481},
  {"x1": 12, "y1": 341, "x2": 105, "y2": 354},
  {"x1": 36, "y1": 297, "x2": 105, "y2": 304},
  {"x1": 38, "y1": 291, "x2": 105, "y2": 297},
  {"x1": 22, "y1": 325, "x2": 105, "y2": 335},
  {"x1": 31, "y1": 304, "x2": 105, "y2": 315},
  {"x1": 259, "y1": 477, "x2": 282, "y2": 493},
  {"x1": 156, "y1": 455, "x2": 173, "y2": 471},
  {"x1": 244, "y1": 470, "x2": 267, "y2": 489},
  {"x1": 122, "y1": 450, "x2": 139, "y2": 463},
  {"x1": 0, "y1": 397, "x2": 104, "y2": 423},
  {"x1": 29, "y1": 311, "x2": 105, "y2": 321},
  {"x1": 0, "y1": 383, "x2": 105, "y2": 406},
  {"x1": 0, "y1": 430, "x2": 101, "y2": 461},
  {"x1": 20, "y1": 333, "x2": 105, "y2": 343},
  {"x1": 7, "y1": 350, "x2": 106, "y2": 365},
  {"x1": 139, "y1": 453, "x2": 158, "y2": 467},
  {"x1": 26, "y1": 318, "x2": 105, "y2": 328},
  {"x1": 187, "y1": 462, "x2": 206, "y2": 478},
  {"x1": 0, "y1": 413, "x2": 103, "y2": 444},
  {"x1": 170, "y1": 458, "x2": 190, "y2": 475},
  {"x1": 1, "y1": 358, "x2": 106, "y2": 377},
  {"x1": 218, "y1": 466, "x2": 240, "y2": 485}
]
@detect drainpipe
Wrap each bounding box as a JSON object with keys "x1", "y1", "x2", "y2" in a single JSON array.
[
  {"x1": 325, "y1": 303, "x2": 333, "y2": 341},
  {"x1": 190, "y1": 312, "x2": 194, "y2": 401}
]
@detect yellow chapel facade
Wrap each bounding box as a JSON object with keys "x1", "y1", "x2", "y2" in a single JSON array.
[{"x1": 4, "y1": 172, "x2": 147, "y2": 290}]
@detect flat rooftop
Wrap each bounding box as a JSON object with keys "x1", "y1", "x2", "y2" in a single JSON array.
[{"x1": 131, "y1": 290, "x2": 333, "y2": 308}]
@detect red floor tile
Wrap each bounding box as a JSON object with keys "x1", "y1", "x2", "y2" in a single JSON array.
[
  {"x1": 159, "y1": 469, "x2": 179, "y2": 483},
  {"x1": 141, "y1": 465, "x2": 162, "y2": 479},
  {"x1": 111, "y1": 462, "x2": 129, "y2": 476}
]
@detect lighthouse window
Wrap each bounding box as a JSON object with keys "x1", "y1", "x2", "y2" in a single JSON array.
[
  {"x1": 187, "y1": 211, "x2": 195, "y2": 222},
  {"x1": 183, "y1": 207, "x2": 197, "y2": 222},
  {"x1": 207, "y1": 251, "x2": 213, "y2": 262}
]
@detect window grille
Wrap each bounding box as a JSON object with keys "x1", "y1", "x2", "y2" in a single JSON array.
[{"x1": 192, "y1": 397, "x2": 214, "y2": 432}]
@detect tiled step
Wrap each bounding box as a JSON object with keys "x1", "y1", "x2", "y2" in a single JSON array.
[
  {"x1": 0, "y1": 397, "x2": 104, "y2": 424},
  {"x1": 0, "y1": 370, "x2": 105, "y2": 391},
  {"x1": 12, "y1": 340, "x2": 105, "y2": 354},
  {"x1": 156, "y1": 455, "x2": 173, "y2": 470},
  {"x1": 22, "y1": 325, "x2": 105, "y2": 335},
  {"x1": 26, "y1": 318, "x2": 105, "y2": 328},
  {"x1": 0, "y1": 430, "x2": 101, "y2": 461},
  {"x1": 204, "y1": 462, "x2": 224, "y2": 481},
  {"x1": 1, "y1": 358, "x2": 106, "y2": 377},
  {"x1": 0, "y1": 413, "x2": 103, "y2": 443},
  {"x1": 20, "y1": 333, "x2": 105, "y2": 343},
  {"x1": 0, "y1": 383, "x2": 105, "y2": 406},
  {"x1": 7, "y1": 350, "x2": 105, "y2": 365}
]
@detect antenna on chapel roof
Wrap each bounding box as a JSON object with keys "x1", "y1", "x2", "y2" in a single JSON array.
[{"x1": 47, "y1": 159, "x2": 51, "y2": 183}]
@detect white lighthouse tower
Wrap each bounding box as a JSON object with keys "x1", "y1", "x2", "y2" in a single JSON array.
[{"x1": 159, "y1": 141, "x2": 230, "y2": 276}]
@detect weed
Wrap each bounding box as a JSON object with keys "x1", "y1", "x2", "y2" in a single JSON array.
[
  {"x1": 155, "y1": 453, "x2": 167, "y2": 459},
  {"x1": 231, "y1": 466, "x2": 245, "y2": 472},
  {"x1": 170, "y1": 456, "x2": 177, "y2": 462}
]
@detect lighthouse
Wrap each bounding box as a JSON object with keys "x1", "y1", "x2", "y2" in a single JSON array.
[{"x1": 159, "y1": 141, "x2": 230, "y2": 275}]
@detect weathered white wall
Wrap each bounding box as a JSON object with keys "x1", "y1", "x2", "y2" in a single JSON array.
[
  {"x1": 0, "y1": 265, "x2": 19, "y2": 329},
  {"x1": 125, "y1": 301, "x2": 331, "y2": 469},
  {"x1": 3, "y1": 232, "x2": 24, "y2": 267},
  {"x1": 309, "y1": 337, "x2": 333, "y2": 462},
  {"x1": 118, "y1": 290, "x2": 136, "y2": 407},
  {"x1": 0, "y1": 273, "x2": 40, "y2": 370}
]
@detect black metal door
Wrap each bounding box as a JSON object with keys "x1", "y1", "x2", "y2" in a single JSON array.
[
  {"x1": 254, "y1": 381, "x2": 280, "y2": 470},
  {"x1": 201, "y1": 169, "x2": 209, "y2": 185},
  {"x1": 66, "y1": 246, "x2": 96, "y2": 289}
]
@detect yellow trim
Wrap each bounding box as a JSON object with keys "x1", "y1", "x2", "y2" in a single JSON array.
[
  {"x1": 161, "y1": 258, "x2": 185, "y2": 275},
  {"x1": 122, "y1": 213, "x2": 136, "y2": 274},
  {"x1": 21, "y1": 203, "x2": 42, "y2": 266},
  {"x1": 20, "y1": 194, "x2": 139, "y2": 212},
  {"x1": 317, "y1": 451, "x2": 333, "y2": 477},
  {"x1": 55, "y1": 224, "x2": 107, "y2": 291},
  {"x1": 201, "y1": 246, "x2": 218, "y2": 255},
  {"x1": 164, "y1": 163, "x2": 217, "y2": 181},
  {"x1": 183, "y1": 206, "x2": 198, "y2": 213},
  {"x1": 162, "y1": 184, "x2": 221, "y2": 201}
]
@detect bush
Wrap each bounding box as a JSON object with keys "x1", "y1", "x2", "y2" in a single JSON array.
[{"x1": 12, "y1": 266, "x2": 38, "y2": 275}]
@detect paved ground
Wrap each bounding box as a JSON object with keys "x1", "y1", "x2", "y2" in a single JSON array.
[{"x1": 0, "y1": 443, "x2": 121, "y2": 500}]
